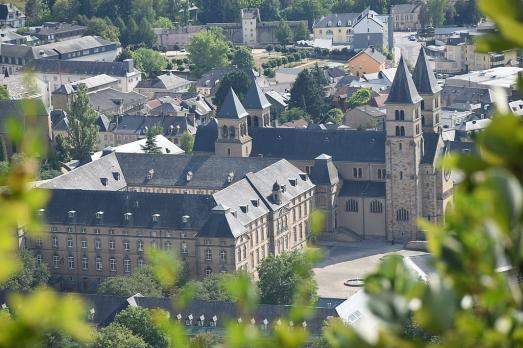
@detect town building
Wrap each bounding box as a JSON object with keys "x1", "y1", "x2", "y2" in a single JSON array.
[
  {"x1": 135, "y1": 73, "x2": 192, "y2": 98},
  {"x1": 0, "y1": 3, "x2": 25, "y2": 28},
  {"x1": 155, "y1": 8, "x2": 307, "y2": 49},
  {"x1": 1, "y1": 36, "x2": 119, "y2": 75},
  {"x1": 390, "y1": 2, "x2": 423, "y2": 31},
  {"x1": 313, "y1": 8, "x2": 393, "y2": 51},
  {"x1": 346, "y1": 47, "x2": 386, "y2": 77},
  {"x1": 31, "y1": 155, "x2": 315, "y2": 291},
  {"x1": 25, "y1": 58, "x2": 142, "y2": 92},
  {"x1": 30, "y1": 22, "x2": 87, "y2": 43},
  {"x1": 194, "y1": 48, "x2": 466, "y2": 242}
]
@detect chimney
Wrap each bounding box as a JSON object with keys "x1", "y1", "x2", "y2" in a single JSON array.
[{"x1": 124, "y1": 59, "x2": 134, "y2": 73}]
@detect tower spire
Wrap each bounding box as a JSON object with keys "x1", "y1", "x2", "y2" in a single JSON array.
[
  {"x1": 412, "y1": 47, "x2": 441, "y2": 95},
  {"x1": 386, "y1": 55, "x2": 422, "y2": 104}
]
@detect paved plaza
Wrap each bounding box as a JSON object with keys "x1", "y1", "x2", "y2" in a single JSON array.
[{"x1": 313, "y1": 240, "x2": 426, "y2": 299}]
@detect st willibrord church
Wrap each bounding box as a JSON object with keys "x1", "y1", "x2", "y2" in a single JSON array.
[{"x1": 194, "y1": 48, "x2": 471, "y2": 242}]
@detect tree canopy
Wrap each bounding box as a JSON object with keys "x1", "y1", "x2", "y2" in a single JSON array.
[
  {"x1": 1, "y1": 250, "x2": 49, "y2": 292},
  {"x1": 113, "y1": 307, "x2": 168, "y2": 348},
  {"x1": 325, "y1": 108, "x2": 344, "y2": 125},
  {"x1": 276, "y1": 20, "x2": 294, "y2": 45},
  {"x1": 179, "y1": 131, "x2": 194, "y2": 154},
  {"x1": 183, "y1": 274, "x2": 236, "y2": 302},
  {"x1": 97, "y1": 266, "x2": 163, "y2": 297},
  {"x1": 213, "y1": 70, "x2": 252, "y2": 108},
  {"x1": 347, "y1": 88, "x2": 372, "y2": 109},
  {"x1": 289, "y1": 68, "x2": 327, "y2": 122},
  {"x1": 131, "y1": 48, "x2": 167, "y2": 78},
  {"x1": 188, "y1": 29, "x2": 230, "y2": 78},
  {"x1": 141, "y1": 126, "x2": 163, "y2": 154},
  {"x1": 232, "y1": 46, "x2": 255, "y2": 69},
  {"x1": 94, "y1": 324, "x2": 148, "y2": 348}
]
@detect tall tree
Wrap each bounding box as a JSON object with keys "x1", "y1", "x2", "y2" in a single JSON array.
[
  {"x1": 1, "y1": 251, "x2": 50, "y2": 292},
  {"x1": 65, "y1": 84, "x2": 98, "y2": 162},
  {"x1": 232, "y1": 46, "x2": 255, "y2": 69},
  {"x1": 113, "y1": 307, "x2": 168, "y2": 348},
  {"x1": 141, "y1": 126, "x2": 163, "y2": 154},
  {"x1": 131, "y1": 48, "x2": 167, "y2": 78},
  {"x1": 260, "y1": 0, "x2": 280, "y2": 20},
  {"x1": 428, "y1": 0, "x2": 447, "y2": 27},
  {"x1": 94, "y1": 324, "x2": 148, "y2": 348},
  {"x1": 199, "y1": 0, "x2": 241, "y2": 24},
  {"x1": 295, "y1": 21, "x2": 310, "y2": 41},
  {"x1": 257, "y1": 251, "x2": 318, "y2": 305},
  {"x1": 276, "y1": 20, "x2": 294, "y2": 45},
  {"x1": 213, "y1": 70, "x2": 252, "y2": 107},
  {"x1": 179, "y1": 131, "x2": 194, "y2": 154},
  {"x1": 182, "y1": 274, "x2": 236, "y2": 302},
  {"x1": 188, "y1": 28, "x2": 231, "y2": 77},
  {"x1": 97, "y1": 266, "x2": 163, "y2": 297},
  {"x1": 289, "y1": 68, "x2": 326, "y2": 121}
]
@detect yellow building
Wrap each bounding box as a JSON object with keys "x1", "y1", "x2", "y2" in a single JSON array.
[{"x1": 346, "y1": 47, "x2": 386, "y2": 77}]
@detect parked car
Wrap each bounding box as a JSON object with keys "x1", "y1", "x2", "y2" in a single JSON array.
[{"x1": 409, "y1": 35, "x2": 416, "y2": 41}]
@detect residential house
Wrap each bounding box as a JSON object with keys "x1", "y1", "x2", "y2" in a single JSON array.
[
  {"x1": 346, "y1": 47, "x2": 386, "y2": 77},
  {"x1": 0, "y1": 3, "x2": 25, "y2": 28},
  {"x1": 390, "y1": 2, "x2": 423, "y2": 31},
  {"x1": 135, "y1": 73, "x2": 192, "y2": 98},
  {"x1": 344, "y1": 105, "x2": 385, "y2": 130},
  {"x1": 31, "y1": 22, "x2": 87, "y2": 43}
]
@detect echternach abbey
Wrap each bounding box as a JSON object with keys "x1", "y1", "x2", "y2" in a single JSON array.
[{"x1": 28, "y1": 48, "x2": 466, "y2": 291}]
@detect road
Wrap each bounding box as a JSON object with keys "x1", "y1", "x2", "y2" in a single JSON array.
[
  {"x1": 393, "y1": 31, "x2": 423, "y2": 67},
  {"x1": 313, "y1": 240, "x2": 426, "y2": 299}
]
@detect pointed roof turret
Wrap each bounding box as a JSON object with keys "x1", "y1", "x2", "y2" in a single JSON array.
[
  {"x1": 412, "y1": 47, "x2": 441, "y2": 95},
  {"x1": 386, "y1": 55, "x2": 422, "y2": 104},
  {"x1": 243, "y1": 81, "x2": 271, "y2": 109},
  {"x1": 216, "y1": 88, "x2": 249, "y2": 119}
]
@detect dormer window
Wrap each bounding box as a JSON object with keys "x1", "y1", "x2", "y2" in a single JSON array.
[
  {"x1": 146, "y1": 169, "x2": 154, "y2": 180},
  {"x1": 299, "y1": 173, "x2": 308, "y2": 181},
  {"x1": 227, "y1": 171, "x2": 234, "y2": 183},
  {"x1": 289, "y1": 178, "x2": 297, "y2": 186},
  {"x1": 186, "y1": 314, "x2": 193, "y2": 326},
  {"x1": 327, "y1": 20, "x2": 332, "y2": 27},
  {"x1": 210, "y1": 315, "x2": 217, "y2": 327},
  {"x1": 152, "y1": 214, "x2": 160, "y2": 222},
  {"x1": 281, "y1": 184, "x2": 286, "y2": 193},
  {"x1": 37, "y1": 208, "x2": 45, "y2": 216},
  {"x1": 251, "y1": 199, "x2": 259, "y2": 207},
  {"x1": 100, "y1": 177, "x2": 108, "y2": 186},
  {"x1": 198, "y1": 315, "x2": 205, "y2": 326},
  {"x1": 113, "y1": 172, "x2": 120, "y2": 181},
  {"x1": 186, "y1": 171, "x2": 193, "y2": 181},
  {"x1": 96, "y1": 211, "x2": 104, "y2": 219},
  {"x1": 337, "y1": 20, "x2": 342, "y2": 26},
  {"x1": 68, "y1": 210, "x2": 76, "y2": 218},
  {"x1": 124, "y1": 212, "x2": 132, "y2": 221},
  {"x1": 240, "y1": 205, "x2": 249, "y2": 213}
]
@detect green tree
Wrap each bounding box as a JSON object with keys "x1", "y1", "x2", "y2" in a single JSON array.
[
  {"x1": 0, "y1": 86, "x2": 9, "y2": 100},
  {"x1": 325, "y1": 108, "x2": 344, "y2": 125},
  {"x1": 131, "y1": 48, "x2": 167, "y2": 78},
  {"x1": 179, "y1": 131, "x2": 194, "y2": 154},
  {"x1": 1, "y1": 250, "x2": 50, "y2": 292},
  {"x1": 190, "y1": 332, "x2": 221, "y2": 348},
  {"x1": 213, "y1": 70, "x2": 252, "y2": 107},
  {"x1": 65, "y1": 84, "x2": 98, "y2": 162},
  {"x1": 97, "y1": 266, "x2": 163, "y2": 297},
  {"x1": 278, "y1": 107, "x2": 310, "y2": 124},
  {"x1": 347, "y1": 87, "x2": 372, "y2": 108},
  {"x1": 260, "y1": 0, "x2": 280, "y2": 20},
  {"x1": 276, "y1": 20, "x2": 294, "y2": 45},
  {"x1": 141, "y1": 125, "x2": 163, "y2": 154},
  {"x1": 0, "y1": 161, "x2": 8, "y2": 178},
  {"x1": 289, "y1": 69, "x2": 326, "y2": 122},
  {"x1": 295, "y1": 21, "x2": 309, "y2": 41},
  {"x1": 137, "y1": 17, "x2": 157, "y2": 48},
  {"x1": 257, "y1": 251, "x2": 318, "y2": 305},
  {"x1": 54, "y1": 134, "x2": 70, "y2": 163},
  {"x1": 199, "y1": 0, "x2": 241, "y2": 24},
  {"x1": 114, "y1": 307, "x2": 168, "y2": 348},
  {"x1": 183, "y1": 274, "x2": 236, "y2": 302},
  {"x1": 232, "y1": 46, "x2": 255, "y2": 69},
  {"x1": 152, "y1": 16, "x2": 173, "y2": 28},
  {"x1": 428, "y1": 0, "x2": 447, "y2": 26},
  {"x1": 51, "y1": 0, "x2": 76, "y2": 22},
  {"x1": 188, "y1": 28, "x2": 230, "y2": 77},
  {"x1": 84, "y1": 17, "x2": 120, "y2": 42},
  {"x1": 94, "y1": 324, "x2": 148, "y2": 348},
  {"x1": 0, "y1": 136, "x2": 7, "y2": 162}
]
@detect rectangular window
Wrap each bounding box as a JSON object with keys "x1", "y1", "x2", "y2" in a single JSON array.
[
  {"x1": 53, "y1": 255, "x2": 60, "y2": 268},
  {"x1": 124, "y1": 240, "x2": 129, "y2": 251},
  {"x1": 81, "y1": 240, "x2": 87, "y2": 249},
  {"x1": 67, "y1": 238, "x2": 73, "y2": 248},
  {"x1": 36, "y1": 255, "x2": 42, "y2": 267},
  {"x1": 109, "y1": 239, "x2": 115, "y2": 250},
  {"x1": 95, "y1": 239, "x2": 101, "y2": 249},
  {"x1": 124, "y1": 259, "x2": 131, "y2": 273},
  {"x1": 96, "y1": 257, "x2": 102, "y2": 271},
  {"x1": 110, "y1": 258, "x2": 116, "y2": 272},
  {"x1": 68, "y1": 256, "x2": 75, "y2": 269},
  {"x1": 82, "y1": 257, "x2": 88, "y2": 270}
]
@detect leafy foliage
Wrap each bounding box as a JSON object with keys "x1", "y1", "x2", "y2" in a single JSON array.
[
  {"x1": 131, "y1": 48, "x2": 167, "y2": 78},
  {"x1": 278, "y1": 107, "x2": 311, "y2": 124},
  {"x1": 347, "y1": 88, "x2": 372, "y2": 109},
  {"x1": 213, "y1": 70, "x2": 252, "y2": 108},
  {"x1": 97, "y1": 266, "x2": 163, "y2": 297},
  {"x1": 295, "y1": 21, "x2": 309, "y2": 41},
  {"x1": 94, "y1": 323, "x2": 148, "y2": 348},
  {"x1": 257, "y1": 250, "x2": 318, "y2": 305},
  {"x1": 182, "y1": 273, "x2": 237, "y2": 302},
  {"x1": 188, "y1": 28, "x2": 230, "y2": 78},
  {"x1": 276, "y1": 20, "x2": 294, "y2": 45},
  {"x1": 114, "y1": 306, "x2": 168, "y2": 348},
  {"x1": 179, "y1": 131, "x2": 194, "y2": 154},
  {"x1": 141, "y1": 125, "x2": 163, "y2": 154},
  {"x1": 232, "y1": 46, "x2": 255, "y2": 69},
  {"x1": 0, "y1": 86, "x2": 9, "y2": 100},
  {"x1": 289, "y1": 68, "x2": 327, "y2": 122},
  {"x1": 325, "y1": 108, "x2": 344, "y2": 125},
  {"x1": 1, "y1": 250, "x2": 49, "y2": 292},
  {"x1": 152, "y1": 16, "x2": 174, "y2": 29},
  {"x1": 65, "y1": 84, "x2": 98, "y2": 162}
]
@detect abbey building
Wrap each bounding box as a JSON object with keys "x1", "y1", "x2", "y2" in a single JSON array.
[{"x1": 194, "y1": 48, "x2": 464, "y2": 241}]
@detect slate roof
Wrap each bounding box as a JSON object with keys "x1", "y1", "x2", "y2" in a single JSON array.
[
  {"x1": 88, "y1": 88, "x2": 148, "y2": 114},
  {"x1": 136, "y1": 73, "x2": 191, "y2": 90},
  {"x1": 421, "y1": 132, "x2": 441, "y2": 164},
  {"x1": 148, "y1": 102, "x2": 183, "y2": 115},
  {"x1": 448, "y1": 140, "x2": 476, "y2": 155},
  {"x1": 412, "y1": 48, "x2": 441, "y2": 95},
  {"x1": 35, "y1": 35, "x2": 113, "y2": 55},
  {"x1": 33, "y1": 22, "x2": 86, "y2": 36},
  {"x1": 309, "y1": 154, "x2": 339, "y2": 186},
  {"x1": 386, "y1": 55, "x2": 422, "y2": 104},
  {"x1": 242, "y1": 82, "x2": 271, "y2": 110},
  {"x1": 44, "y1": 189, "x2": 213, "y2": 230},
  {"x1": 339, "y1": 180, "x2": 385, "y2": 197},
  {"x1": 115, "y1": 153, "x2": 279, "y2": 190},
  {"x1": 314, "y1": 13, "x2": 360, "y2": 28},
  {"x1": 250, "y1": 127, "x2": 386, "y2": 163},
  {"x1": 216, "y1": 88, "x2": 248, "y2": 119},
  {"x1": 349, "y1": 47, "x2": 386, "y2": 65},
  {"x1": 199, "y1": 204, "x2": 247, "y2": 238},
  {"x1": 25, "y1": 59, "x2": 138, "y2": 77},
  {"x1": 193, "y1": 119, "x2": 218, "y2": 152},
  {"x1": 134, "y1": 297, "x2": 338, "y2": 335},
  {"x1": 110, "y1": 115, "x2": 196, "y2": 136}
]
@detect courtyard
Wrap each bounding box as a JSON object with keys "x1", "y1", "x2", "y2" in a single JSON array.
[{"x1": 313, "y1": 240, "x2": 426, "y2": 299}]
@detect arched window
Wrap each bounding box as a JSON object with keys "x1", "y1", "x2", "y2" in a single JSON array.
[
  {"x1": 396, "y1": 208, "x2": 409, "y2": 221},
  {"x1": 222, "y1": 125, "x2": 228, "y2": 138},
  {"x1": 422, "y1": 115, "x2": 425, "y2": 126},
  {"x1": 253, "y1": 116, "x2": 259, "y2": 128},
  {"x1": 395, "y1": 110, "x2": 400, "y2": 120},
  {"x1": 227, "y1": 148, "x2": 231, "y2": 156},
  {"x1": 400, "y1": 126, "x2": 405, "y2": 136},
  {"x1": 247, "y1": 116, "x2": 252, "y2": 128},
  {"x1": 421, "y1": 100, "x2": 425, "y2": 110},
  {"x1": 229, "y1": 126, "x2": 235, "y2": 138},
  {"x1": 416, "y1": 124, "x2": 420, "y2": 135},
  {"x1": 395, "y1": 126, "x2": 400, "y2": 136},
  {"x1": 370, "y1": 200, "x2": 383, "y2": 213},
  {"x1": 326, "y1": 30, "x2": 333, "y2": 39},
  {"x1": 345, "y1": 199, "x2": 358, "y2": 212},
  {"x1": 399, "y1": 171, "x2": 403, "y2": 180},
  {"x1": 400, "y1": 110, "x2": 405, "y2": 120}
]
